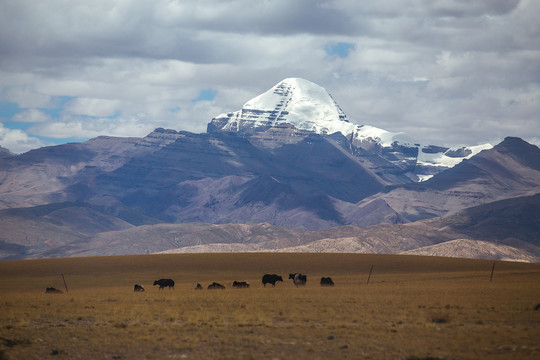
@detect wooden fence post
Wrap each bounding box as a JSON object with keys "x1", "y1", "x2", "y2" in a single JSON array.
[
  {"x1": 367, "y1": 265, "x2": 374, "y2": 285},
  {"x1": 61, "y1": 273, "x2": 69, "y2": 293}
]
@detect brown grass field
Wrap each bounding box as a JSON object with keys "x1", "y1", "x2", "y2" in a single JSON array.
[{"x1": 0, "y1": 253, "x2": 539, "y2": 360}]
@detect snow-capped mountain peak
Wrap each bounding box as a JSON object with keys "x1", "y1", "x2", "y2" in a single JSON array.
[
  {"x1": 209, "y1": 78, "x2": 355, "y2": 136},
  {"x1": 207, "y1": 78, "x2": 492, "y2": 180},
  {"x1": 209, "y1": 77, "x2": 418, "y2": 146}
]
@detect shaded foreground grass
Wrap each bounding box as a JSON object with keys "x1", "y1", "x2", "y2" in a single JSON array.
[{"x1": 0, "y1": 253, "x2": 539, "y2": 359}]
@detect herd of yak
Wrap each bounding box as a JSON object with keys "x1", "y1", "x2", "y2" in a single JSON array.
[
  {"x1": 143, "y1": 273, "x2": 335, "y2": 291},
  {"x1": 45, "y1": 273, "x2": 335, "y2": 294}
]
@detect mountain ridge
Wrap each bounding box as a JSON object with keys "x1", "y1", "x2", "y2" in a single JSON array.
[{"x1": 0, "y1": 79, "x2": 538, "y2": 261}]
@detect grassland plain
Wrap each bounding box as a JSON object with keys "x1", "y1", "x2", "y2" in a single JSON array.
[{"x1": 0, "y1": 253, "x2": 539, "y2": 360}]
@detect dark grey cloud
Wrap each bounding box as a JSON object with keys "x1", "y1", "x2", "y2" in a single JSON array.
[
  {"x1": 0, "y1": 1, "x2": 356, "y2": 66},
  {"x1": 152, "y1": 0, "x2": 358, "y2": 36}
]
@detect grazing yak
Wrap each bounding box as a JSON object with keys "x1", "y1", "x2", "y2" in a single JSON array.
[
  {"x1": 194, "y1": 283, "x2": 203, "y2": 290},
  {"x1": 153, "y1": 278, "x2": 175, "y2": 290},
  {"x1": 133, "y1": 284, "x2": 145, "y2": 292},
  {"x1": 232, "y1": 281, "x2": 250, "y2": 288},
  {"x1": 262, "y1": 274, "x2": 283, "y2": 287},
  {"x1": 320, "y1": 277, "x2": 334, "y2": 286},
  {"x1": 208, "y1": 282, "x2": 225, "y2": 290},
  {"x1": 289, "y1": 273, "x2": 307, "y2": 287},
  {"x1": 45, "y1": 287, "x2": 63, "y2": 294}
]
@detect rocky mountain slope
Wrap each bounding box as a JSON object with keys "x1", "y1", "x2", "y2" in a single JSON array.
[
  {"x1": 1, "y1": 138, "x2": 538, "y2": 261},
  {"x1": 0, "y1": 127, "x2": 392, "y2": 231}
]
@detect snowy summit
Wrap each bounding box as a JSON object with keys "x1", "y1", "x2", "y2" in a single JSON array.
[
  {"x1": 208, "y1": 78, "x2": 492, "y2": 180},
  {"x1": 242, "y1": 77, "x2": 350, "y2": 134},
  {"x1": 209, "y1": 78, "x2": 347, "y2": 135},
  {"x1": 209, "y1": 78, "x2": 414, "y2": 147}
]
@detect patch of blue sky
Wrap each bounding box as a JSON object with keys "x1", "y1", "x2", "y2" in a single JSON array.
[
  {"x1": 325, "y1": 42, "x2": 355, "y2": 58},
  {"x1": 0, "y1": 101, "x2": 21, "y2": 120},
  {"x1": 39, "y1": 136, "x2": 90, "y2": 146},
  {"x1": 192, "y1": 89, "x2": 217, "y2": 102},
  {"x1": 2, "y1": 120, "x2": 33, "y2": 130}
]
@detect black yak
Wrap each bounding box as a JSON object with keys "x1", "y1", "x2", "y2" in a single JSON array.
[
  {"x1": 232, "y1": 281, "x2": 250, "y2": 288},
  {"x1": 208, "y1": 282, "x2": 225, "y2": 290},
  {"x1": 45, "y1": 287, "x2": 63, "y2": 294},
  {"x1": 153, "y1": 279, "x2": 175, "y2": 290},
  {"x1": 320, "y1": 277, "x2": 334, "y2": 286},
  {"x1": 262, "y1": 274, "x2": 283, "y2": 287}
]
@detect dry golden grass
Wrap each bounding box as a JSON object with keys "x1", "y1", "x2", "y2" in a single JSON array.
[{"x1": 0, "y1": 253, "x2": 539, "y2": 359}]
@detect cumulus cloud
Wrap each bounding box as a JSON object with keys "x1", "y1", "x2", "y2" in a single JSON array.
[
  {"x1": 0, "y1": 123, "x2": 49, "y2": 154},
  {"x1": 0, "y1": 0, "x2": 539, "y2": 151}
]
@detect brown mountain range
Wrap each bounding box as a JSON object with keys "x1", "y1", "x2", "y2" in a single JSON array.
[{"x1": 0, "y1": 128, "x2": 539, "y2": 261}]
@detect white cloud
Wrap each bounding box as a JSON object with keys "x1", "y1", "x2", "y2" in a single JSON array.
[
  {"x1": 64, "y1": 98, "x2": 121, "y2": 118},
  {"x1": 11, "y1": 109, "x2": 51, "y2": 123},
  {"x1": 0, "y1": 123, "x2": 49, "y2": 154},
  {"x1": 27, "y1": 113, "x2": 154, "y2": 140},
  {"x1": 4, "y1": 85, "x2": 53, "y2": 109}
]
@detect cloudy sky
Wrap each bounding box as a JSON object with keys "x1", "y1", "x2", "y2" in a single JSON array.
[{"x1": 1, "y1": 0, "x2": 539, "y2": 153}]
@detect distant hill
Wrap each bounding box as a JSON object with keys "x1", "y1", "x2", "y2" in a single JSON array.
[
  {"x1": 158, "y1": 194, "x2": 540, "y2": 262},
  {"x1": 3, "y1": 194, "x2": 536, "y2": 262}
]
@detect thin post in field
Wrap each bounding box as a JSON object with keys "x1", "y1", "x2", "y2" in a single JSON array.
[
  {"x1": 367, "y1": 265, "x2": 374, "y2": 285},
  {"x1": 489, "y1": 261, "x2": 496, "y2": 282},
  {"x1": 62, "y1": 273, "x2": 69, "y2": 293}
]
